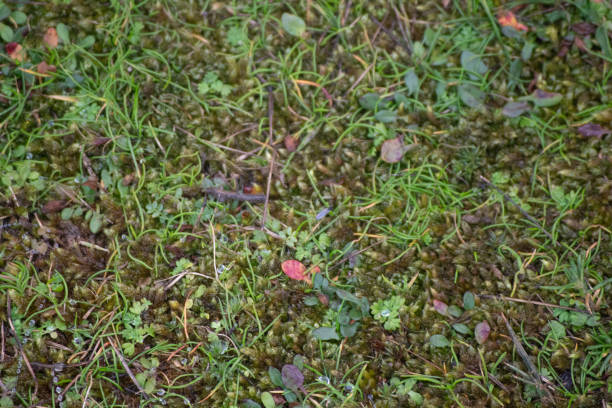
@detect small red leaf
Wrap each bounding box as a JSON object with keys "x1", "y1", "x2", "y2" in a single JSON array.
[
  {"x1": 497, "y1": 11, "x2": 528, "y2": 31},
  {"x1": 43, "y1": 27, "x2": 59, "y2": 49},
  {"x1": 475, "y1": 321, "x2": 491, "y2": 344},
  {"x1": 281, "y1": 260, "x2": 308, "y2": 282},
  {"x1": 433, "y1": 299, "x2": 448, "y2": 316}
]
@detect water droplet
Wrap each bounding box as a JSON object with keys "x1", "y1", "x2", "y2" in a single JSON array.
[
  {"x1": 56, "y1": 386, "x2": 62, "y2": 393},
  {"x1": 29, "y1": 320, "x2": 36, "y2": 327},
  {"x1": 25, "y1": 152, "x2": 32, "y2": 159},
  {"x1": 69, "y1": 299, "x2": 77, "y2": 306},
  {"x1": 317, "y1": 376, "x2": 330, "y2": 384},
  {"x1": 344, "y1": 383, "x2": 354, "y2": 392},
  {"x1": 381, "y1": 309, "x2": 391, "y2": 317},
  {"x1": 157, "y1": 389, "x2": 165, "y2": 396},
  {"x1": 181, "y1": 358, "x2": 188, "y2": 365},
  {"x1": 53, "y1": 376, "x2": 59, "y2": 384}
]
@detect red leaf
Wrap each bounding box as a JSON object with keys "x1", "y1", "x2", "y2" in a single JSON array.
[
  {"x1": 433, "y1": 299, "x2": 448, "y2": 316},
  {"x1": 497, "y1": 11, "x2": 528, "y2": 32},
  {"x1": 5, "y1": 42, "x2": 27, "y2": 62},
  {"x1": 281, "y1": 260, "x2": 309, "y2": 282},
  {"x1": 475, "y1": 321, "x2": 491, "y2": 344},
  {"x1": 43, "y1": 27, "x2": 59, "y2": 49}
]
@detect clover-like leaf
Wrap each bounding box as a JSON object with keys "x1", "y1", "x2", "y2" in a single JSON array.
[{"x1": 281, "y1": 364, "x2": 304, "y2": 391}]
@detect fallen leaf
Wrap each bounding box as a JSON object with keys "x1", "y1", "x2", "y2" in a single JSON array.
[
  {"x1": 502, "y1": 101, "x2": 531, "y2": 117},
  {"x1": 572, "y1": 22, "x2": 596, "y2": 37},
  {"x1": 497, "y1": 10, "x2": 528, "y2": 32},
  {"x1": 5, "y1": 42, "x2": 26, "y2": 62},
  {"x1": 281, "y1": 259, "x2": 309, "y2": 282},
  {"x1": 43, "y1": 27, "x2": 58, "y2": 48},
  {"x1": 37, "y1": 61, "x2": 56, "y2": 75},
  {"x1": 281, "y1": 364, "x2": 304, "y2": 390},
  {"x1": 381, "y1": 136, "x2": 416, "y2": 163},
  {"x1": 577, "y1": 123, "x2": 611, "y2": 138},
  {"x1": 284, "y1": 135, "x2": 298, "y2": 152},
  {"x1": 433, "y1": 299, "x2": 448, "y2": 316},
  {"x1": 475, "y1": 321, "x2": 491, "y2": 344},
  {"x1": 42, "y1": 200, "x2": 67, "y2": 214}
]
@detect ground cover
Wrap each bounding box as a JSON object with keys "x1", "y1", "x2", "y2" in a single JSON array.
[{"x1": 0, "y1": 0, "x2": 611, "y2": 407}]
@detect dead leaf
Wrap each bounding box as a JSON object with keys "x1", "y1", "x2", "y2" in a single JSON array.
[
  {"x1": 42, "y1": 200, "x2": 67, "y2": 214},
  {"x1": 43, "y1": 27, "x2": 59, "y2": 49},
  {"x1": 281, "y1": 260, "x2": 310, "y2": 283},
  {"x1": 37, "y1": 61, "x2": 56, "y2": 75},
  {"x1": 5, "y1": 42, "x2": 27, "y2": 62},
  {"x1": 577, "y1": 123, "x2": 611, "y2": 138},
  {"x1": 381, "y1": 136, "x2": 416, "y2": 163},
  {"x1": 572, "y1": 22, "x2": 596, "y2": 36},
  {"x1": 497, "y1": 11, "x2": 528, "y2": 32},
  {"x1": 284, "y1": 135, "x2": 298, "y2": 152}
]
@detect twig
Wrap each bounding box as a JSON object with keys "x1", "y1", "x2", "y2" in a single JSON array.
[
  {"x1": 481, "y1": 294, "x2": 590, "y2": 313},
  {"x1": 501, "y1": 313, "x2": 554, "y2": 401},
  {"x1": 108, "y1": 339, "x2": 149, "y2": 398},
  {"x1": 479, "y1": 176, "x2": 556, "y2": 244},
  {"x1": 204, "y1": 188, "x2": 266, "y2": 203},
  {"x1": 261, "y1": 152, "x2": 275, "y2": 228}
]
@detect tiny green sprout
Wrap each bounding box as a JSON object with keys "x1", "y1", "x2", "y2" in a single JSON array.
[{"x1": 371, "y1": 295, "x2": 405, "y2": 331}]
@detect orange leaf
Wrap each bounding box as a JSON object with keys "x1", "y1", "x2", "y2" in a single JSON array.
[
  {"x1": 43, "y1": 27, "x2": 59, "y2": 49},
  {"x1": 5, "y1": 42, "x2": 27, "y2": 62},
  {"x1": 497, "y1": 11, "x2": 528, "y2": 32},
  {"x1": 281, "y1": 260, "x2": 309, "y2": 282}
]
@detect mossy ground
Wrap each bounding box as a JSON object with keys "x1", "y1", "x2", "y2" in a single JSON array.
[{"x1": 0, "y1": 1, "x2": 611, "y2": 407}]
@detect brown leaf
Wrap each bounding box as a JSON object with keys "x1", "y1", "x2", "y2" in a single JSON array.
[
  {"x1": 284, "y1": 135, "x2": 298, "y2": 152},
  {"x1": 37, "y1": 61, "x2": 57, "y2": 75},
  {"x1": 5, "y1": 42, "x2": 27, "y2": 62},
  {"x1": 83, "y1": 179, "x2": 99, "y2": 191},
  {"x1": 43, "y1": 27, "x2": 59, "y2": 49},
  {"x1": 572, "y1": 22, "x2": 596, "y2": 36},
  {"x1": 90, "y1": 137, "x2": 111, "y2": 147},
  {"x1": 42, "y1": 200, "x2": 67, "y2": 214},
  {"x1": 122, "y1": 173, "x2": 136, "y2": 186}
]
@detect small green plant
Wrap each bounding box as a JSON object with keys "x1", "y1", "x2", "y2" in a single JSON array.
[
  {"x1": 371, "y1": 295, "x2": 404, "y2": 331},
  {"x1": 121, "y1": 299, "x2": 154, "y2": 355},
  {"x1": 197, "y1": 72, "x2": 232, "y2": 97},
  {"x1": 306, "y1": 273, "x2": 369, "y2": 340}
]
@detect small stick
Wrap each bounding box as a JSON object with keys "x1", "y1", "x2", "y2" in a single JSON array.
[
  {"x1": 501, "y1": 313, "x2": 554, "y2": 401},
  {"x1": 261, "y1": 152, "x2": 275, "y2": 228},
  {"x1": 480, "y1": 294, "x2": 588, "y2": 313},
  {"x1": 108, "y1": 339, "x2": 149, "y2": 398},
  {"x1": 479, "y1": 176, "x2": 556, "y2": 244},
  {"x1": 204, "y1": 188, "x2": 266, "y2": 203}
]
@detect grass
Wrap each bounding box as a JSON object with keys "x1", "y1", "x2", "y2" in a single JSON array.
[{"x1": 0, "y1": 0, "x2": 611, "y2": 407}]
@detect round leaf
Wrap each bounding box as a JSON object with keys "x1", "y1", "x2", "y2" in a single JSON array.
[
  {"x1": 56, "y1": 23, "x2": 70, "y2": 44},
  {"x1": 261, "y1": 392, "x2": 275, "y2": 408},
  {"x1": 0, "y1": 23, "x2": 13, "y2": 42},
  {"x1": 281, "y1": 364, "x2": 304, "y2": 390},
  {"x1": 433, "y1": 299, "x2": 448, "y2": 316},
  {"x1": 374, "y1": 109, "x2": 397, "y2": 123},
  {"x1": 281, "y1": 13, "x2": 306, "y2": 37},
  {"x1": 312, "y1": 327, "x2": 340, "y2": 341},
  {"x1": 502, "y1": 101, "x2": 530, "y2": 118},
  {"x1": 458, "y1": 84, "x2": 485, "y2": 108},
  {"x1": 452, "y1": 323, "x2": 470, "y2": 335},
  {"x1": 380, "y1": 137, "x2": 405, "y2": 163},
  {"x1": 359, "y1": 92, "x2": 380, "y2": 110},
  {"x1": 430, "y1": 334, "x2": 449, "y2": 348},
  {"x1": 281, "y1": 260, "x2": 307, "y2": 281},
  {"x1": 463, "y1": 291, "x2": 475, "y2": 310},
  {"x1": 404, "y1": 68, "x2": 419, "y2": 96},
  {"x1": 460, "y1": 50, "x2": 488, "y2": 77},
  {"x1": 475, "y1": 321, "x2": 491, "y2": 344}
]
